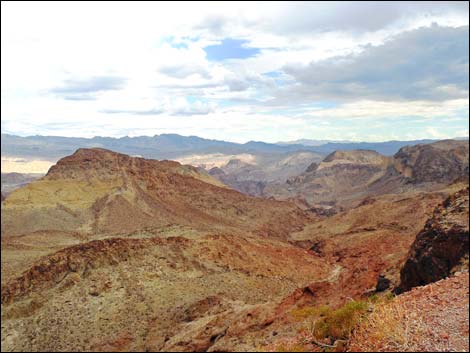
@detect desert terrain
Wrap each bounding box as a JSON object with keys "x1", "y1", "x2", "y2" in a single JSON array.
[{"x1": 1, "y1": 139, "x2": 468, "y2": 352}]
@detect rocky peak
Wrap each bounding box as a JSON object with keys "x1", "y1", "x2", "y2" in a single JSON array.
[
  {"x1": 45, "y1": 148, "x2": 183, "y2": 181},
  {"x1": 322, "y1": 149, "x2": 388, "y2": 164}
]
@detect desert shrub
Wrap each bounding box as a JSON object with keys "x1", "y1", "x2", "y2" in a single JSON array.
[
  {"x1": 313, "y1": 300, "x2": 369, "y2": 340},
  {"x1": 350, "y1": 301, "x2": 408, "y2": 351},
  {"x1": 291, "y1": 305, "x2": 330, "y2": 321},
  {"x1": 384, "y1": 291, "x2": 395, "y2": 301},
  {"x1": 291, "y1": 300, "x2": 369, "y2": 343},
  {"x1": 368, "y1": 293, "x2": 380, "y2": 303}
]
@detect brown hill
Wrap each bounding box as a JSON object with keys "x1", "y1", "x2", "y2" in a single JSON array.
[
  {"x1": 1, "y1": 227, "x2": 333, "y2": 351},
  {"x1": 265, "y1": 149, "x2": 393, "y2": 208},
  {"x1": 286, "y1": 189, "x2": 452, "y2": 303},
  {"x1": 1, "y1": 148, "x2": 313, "y2": 238},
  {"x1": 0, "y1": 148, "x2": 333, "y2": 351}
]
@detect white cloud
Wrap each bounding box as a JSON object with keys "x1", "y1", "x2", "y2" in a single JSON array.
[
  {"x1": 1, "y1": 1, "x2": 469, "y2": 142},
  {"x1": 297, "y1": 99, "x2": 469, "y2": 120}
]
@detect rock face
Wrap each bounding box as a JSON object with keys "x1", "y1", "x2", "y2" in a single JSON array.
[
  {"x1": 399, "y1": 187, "x2": 469, "y2": 292},
  {"x1": 394, "y1": 140, "x2": 469, "y2": 184},
  {"x1": 375, "y1": 274, "x2": 391, "y2": 292}
]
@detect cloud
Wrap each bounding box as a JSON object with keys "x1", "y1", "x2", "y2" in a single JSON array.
[
  {"x1": 101, "y1": 97, "x2": 215, "y2": 117},
  {"x1": 2, "y1": 2, "x2": 469, "y2": 142},
  {"x1": 280, "y1": 25, "x2": 469, "y2": 103},
  {"x1": 264, "y1": 1, "x2": 469, "y2": 34},
  {"x1": 296, "y1": 99, "x2": 469, "y2": 120},
  {"x1": 159, "y1": 64, "x2": 211, "y2": 79},
  {"x1": 101, "y1": 108, "x2": 164, "y2": 116},
  {"x1": 50, "y1": 76, "x2": 127, "y2": 100}
]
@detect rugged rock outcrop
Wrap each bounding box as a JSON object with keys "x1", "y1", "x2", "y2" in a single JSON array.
[
  {"x1": 394, "y1": 140, "x2": 469, "y2": 184},
  {"x1": 375, "y1": 274, "x2": 391, "y2": 292},
  {"x1": 265, "y1": 149, "x2": 393, "y2": 208},
  {"x1": 398, "y1": 187, "x2": 469, "y2": 292}
]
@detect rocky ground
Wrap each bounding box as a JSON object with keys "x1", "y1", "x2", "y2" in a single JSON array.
[{"x1": 350, "y1": 271, "x2": 469, "y2": 352}]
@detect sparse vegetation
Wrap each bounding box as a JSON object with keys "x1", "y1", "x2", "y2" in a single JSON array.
[
  {"x1": 281, "y1": 294, "x2": 402, "y2": 352},
  {"x1": 308, "y1": 300, "x2": 368, "y2": 341},
  {"x1": 287, "y1": 299, "x2": 369, "y2": 351},
  {"x1": 350, "y1": 300, "x2": 409, "y2": 351}
]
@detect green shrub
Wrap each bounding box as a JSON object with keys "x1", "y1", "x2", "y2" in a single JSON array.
[{"x1": 317, "y1": 300, "x2": 368, "y2": 340}]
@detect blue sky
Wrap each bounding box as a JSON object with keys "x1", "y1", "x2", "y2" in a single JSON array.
[
  {"x1": 1, "y1": 1, "x2": 469, "y2": 142},
  {"x1": 204, "y1": 39, "x2": 261, "y2": 61}
]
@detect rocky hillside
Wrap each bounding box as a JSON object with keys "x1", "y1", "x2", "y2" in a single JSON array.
[
  {"x1": 265, "y1": 140, "x2": 469, "y2": 209},
  {"x1": 0, "y1": 231, "x2": 335, "y2": 351},
  {"x1": 1, "y1": 148, "x2": 314, "y2": 238},
  {"x1": 264, "y1": 149, "x2": 393, "y2": 208},
  {"x1": 398, "y1": 187, "x2": 469, "y2": 292},
  {"x1": 286, "y1": 189, "x2": 452, "y2": 303},
  {"x1": 394, "y1": 140, "x2": 469, "y2": 184}
]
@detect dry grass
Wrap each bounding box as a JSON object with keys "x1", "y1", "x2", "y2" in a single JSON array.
[
  {"x1": 285, "y1": 300, "x2": 370, "y2": 351},
  {"x1": 305, "y1": 300, "x2": 368, "y2": 342},
  {"x1": 349, "y1": 300, "x2": 422, "y2": 352}
]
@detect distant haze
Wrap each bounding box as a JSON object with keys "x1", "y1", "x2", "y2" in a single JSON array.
[{"x1": 2, "y1": 133, "x2": 468, "y2": 174}]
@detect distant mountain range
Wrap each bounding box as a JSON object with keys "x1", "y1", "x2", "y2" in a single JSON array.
[{"x1": 2, "y1": 133, "x2": 467, "y2": 161}]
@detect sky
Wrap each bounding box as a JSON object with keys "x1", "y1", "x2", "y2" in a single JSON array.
[{"x1": 1, "y1": 1, "x2": 469, "y2": 143}]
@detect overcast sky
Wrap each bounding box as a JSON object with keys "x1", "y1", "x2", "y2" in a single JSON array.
[{"x1": 1, "y1": 1, "x2": 469, "y2": 142}]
